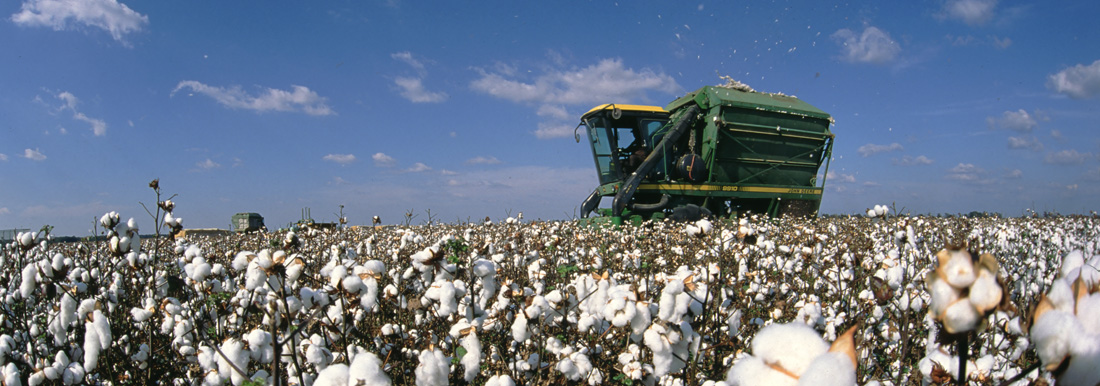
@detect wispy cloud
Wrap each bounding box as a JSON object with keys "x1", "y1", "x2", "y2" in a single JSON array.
[
  {"x1": 471, "y1": 57, "x2": 680, "y2": 139},
  {"x1": 894, "y1": 155, "x2": 934, "y2": 165},
  {"x1": 372, "y1": 152, "x2": 396, "y2": 167},
  {"x1": 937, "y1": 0, "x2": 999, "y2": 26},
  {"x1": 394, "y1": 76, "x2": 448, "y2": 103},
  {"x1": 55, "y1": 91, "x2": 107, "y2": 136},
  {"x1": 1047, "y1": 59, "x2": 1100, "y2": 99},
  {"x1": 1007, "y1": 135, "x2": 1044, "y2": 151},
  {"x1": 11, "y1": 0, "x2": 149, "y2": 44},
  {"x1": 857, "y1": 142, "x2": 904, "y2": 157},
  {"x1": 987, "y1": 109, "x2": 1037, "y2": 132},
  {"x1": 195, "y1": 158, "x2": 220, "y2": 170},
  {"x1": 392, "y1": 52, "x2": 447, "y2": 103},
  {"x1": 0, "y1": 153, "x2": 8, "y2": 161},
  {"x1": 405, "y1": 162, "x2": 432, "y2": 173},
  {"x1": 831, "y1": 26, "x2": 900, "y2": 64},
  {"x1": 946, "y1": 163, "x2": 993, "y2": 184},
  {"x1": 466, "y1": 156, "x2": 501, "y2": 165},
  {"x1": 24, "y1": 148, "x2": 46, "y2": 161},
  {"x1": 172, "y1": 81, "x2": 334, "y2": 116},
  {"x1": 1044, "y1": 149, "x2": 1091, "y2": 165},
  {"x1": 323, "y1": 153, "x2": 356, "y2": 165}
]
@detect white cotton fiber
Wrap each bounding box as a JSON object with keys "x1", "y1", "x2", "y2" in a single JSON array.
[
  {"x1": 415, "y1": 348, "x2": 449, "y2": 386},
  {"x1": 485, "y1": 374, "x2": 516, "y2": 386},
  {"x1": 941, "y1": 298, "x2": 979, "y2": 334},
  {"x1": 314, "y1": 364, "x2": 349, "y2": 386},
  {"x1": 968, "y1": 269, "x2": 1001, "y2": 313},
  {"x1": 83, "y1": 322, "x2": 100, "y2": 371},
  {"x1": 796, "y1": 352, "x2": 855, "y2": 386},
  {"x1": 349, "y1": 351, "x2": 391, "y2": 386},
  {"x1": 218, "y1": 339, "x2": 249, "y2": 386},
  {"x1": 725, "y1": 355, "x2": 798, "y2": 386},
  {"x1": 512, "y1": 314, "x2": 529, "y2": 343},
  {"x1": 1061, "y1": 250, "x2": 1085, "y2": 279},
  {"x1": 461, "y1": 333, "x2": 482, "y2": 382},
  {"x1": 1030, "y1": 309, "x2": 1080, "y2": 368},
  {"x1": 20, "y1": 264, "x2": 37, "y2": 298},
  {"x1": 927, "y1": 276, "x2": 958, "y2": 317},
  {"x1": 1060, "y1": 337, "x2": 1100, "y2": 386},
  {"x1": 941, "y1": 252, "x2": 976, "y2": 289},
  {"x1": 751, "y1": 323, "x2": 828, "y2": 376}
]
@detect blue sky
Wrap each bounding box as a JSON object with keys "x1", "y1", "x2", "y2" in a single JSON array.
[{"x1": 2, "y1": 0, "x2": 1099, "y2": 236}]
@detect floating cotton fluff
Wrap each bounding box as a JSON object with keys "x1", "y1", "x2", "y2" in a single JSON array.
[
  {"x1": 925, "y1": 248, "x2": 1004, "y2": 334},
  {"x1": 726, "y1": 322, "x2": 858, "y2": 386},
  {"x1": 1029, "y1": 252, "x2": 1100, "y2": 386}
]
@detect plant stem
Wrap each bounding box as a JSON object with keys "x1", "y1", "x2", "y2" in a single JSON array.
[{"x1": 957, "y1": 335, "x2": 968, "y2": 385}]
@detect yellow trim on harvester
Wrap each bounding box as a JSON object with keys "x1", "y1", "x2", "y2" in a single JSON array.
[
  {"x1": 637, "y1": 183, "x2": 822, "y2": 195},
  {"x1": 582, "y1": 104, "x2": 667, "y2": 119}
]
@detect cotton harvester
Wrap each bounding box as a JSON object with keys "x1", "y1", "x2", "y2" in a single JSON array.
[{"x1": 575, "y1": 81, "x2": 834, "y2": 225}]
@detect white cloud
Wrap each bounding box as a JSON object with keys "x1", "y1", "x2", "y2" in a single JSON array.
[
  {"x1": 471, "y1": 58, "x2": 680, "y2": 139},
  {"x1": 826, "y1": 171, "x2": 856, "y2": 183},
  {"x1": 196, "y1": 158, "x2": 220, "y2": 170},
  {"x1": 0, "y1": 153, "x2": 7, "y2": 161},
  {"x1": 172, "y1": 81, "x2": 334, "y2": 115},
  {"x1": 466, "y1": 156, "x2": 501, "y2": 165},
  {"x1": 831, "y1": 26, "x2": 900, "y2": 64},
  {"x1": 857, "y1": 142, "x2": 904, "y2": 157},
  {"x1": 938, "y1": 0, "x2": 999, "y2": 26},
  {"x1": 24, "y1": 148, "x2": 46, "y2": 161},
  {"x1": 391, "y1": 51, "x2": 426, "y2": 74},
  {"x1": 945, "y1": 163, "x2": 993, "y2": 183},
  {"x1": 11, "y1": 0, "x2": 149, "y2": 43},
  {"x1": 394, "y1": 76, "x2": 448, "y2": 103},
  {"x1": 392, "y1": 52, "x2": 447, "y2": 103},
  {"x1": 472, "y1": 58, "x2": 680, "y2": 106},
  {"x1": 1047, "y1": 59, "x2": 1100, "y2": 99},
  {"x1": 372, "y1": 152, "x2": 396, "y2": 167},
  {"x1": 55, "y1": 91, "x2": 106, "y2": 136},
  {"x1": 894, "y1": 155, "x2": 934, "y2": 165},
  {"x1": 405, "y1": 162, "x2": 432, "y2": 173},
  {"x1": 534, "y1": 122, "x2": 574, "y2": 140},
  {"x1": 988, "y1": 109, "x2": 1037, "y2": 132},
  {"x1": 323, "y1": 153, "x2": 356, "y2": 165},
  {"x1": 0, "y1": 207, "x2": 9, "y2": 215},
  {"x1": 1005, "y1": 169, "x2": 1023, "y2": 179},
  {"x1": 1007, "y1": 135, "x2": 1043, "y2": 151},
  {"x1": 1044, "y1": 149, "x2": 1091, "y2": 165}
]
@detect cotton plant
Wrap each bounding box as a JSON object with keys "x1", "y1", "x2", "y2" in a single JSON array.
[
  {"x1": 725, "y1": 322, "x2": 858, "y2": 386},
  {"x1": 1028, "y1": 250, "x2": 1100, "y2": 385}
]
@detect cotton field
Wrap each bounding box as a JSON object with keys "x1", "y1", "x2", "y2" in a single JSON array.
[{"x1": 2, "y1": 201, "x2": 1099, "y2": 385}]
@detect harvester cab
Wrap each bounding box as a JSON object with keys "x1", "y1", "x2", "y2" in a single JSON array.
[{"x1": 577, "y1": 83, "x2": 834, "y2": 225}]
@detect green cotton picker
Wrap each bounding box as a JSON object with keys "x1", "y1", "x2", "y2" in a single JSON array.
[{"x1": 575, "y1": 80, "x2": 835, "y2": 225}]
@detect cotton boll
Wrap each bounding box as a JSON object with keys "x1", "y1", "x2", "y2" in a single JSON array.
[
  {"x1": 968, "y1": 268, "x2": 1002, "y2": 313},
  {"x1": 512, "y1": 314, "x2": 530, "y2": 343},
  {"x1": 415, "y1": 348, "x2": 449, "y2": 386},
  {"x1": 218, "y1": 339, "x2": 249, "y2": 386},
  {"x1": 939, "y1": 250, "x2": 976, "y2": 289},
  {"x1": 927, "y1": 276, "x2": 959, "y2": 318},
  {"x1": 314, "y1": 364, "x2": 349, "y2": 386},
  {"x1": 460, "y1": 332, "x2": 482, "y2": 382},
  {"x1": 751, "y1": 323, "x2": 829, "y2": 376},
  {"x1": 1030, "y1": 309, "x2": 1081, "y2": 369},
  {"x1": 485, "y1": 374, "x2": 516, "y2": 386},
  {"x1": 92, "y1": 310, "x2": 111, "y2": 349},
  {"x1": 348, "y1": 351, "x2": 391, "y2": 386},
  {"x1": 20, "y1": 264, "x2": 37, "y2": 299},
  {"x1": 796, "y1": 352, "x2": 855, "y2": 386},
  {"x1": 83, "y1": 322, "x2": 101, "y2": 371},
  {"x1": 725, "y1": 355, "x2": 799, "y2": 386},
  {"x1": 1059, "y1": 338, "x2": 1100, "y2": 386}
]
